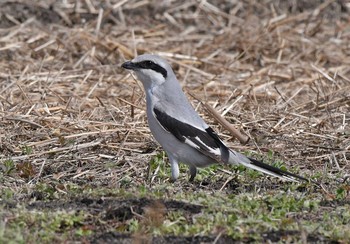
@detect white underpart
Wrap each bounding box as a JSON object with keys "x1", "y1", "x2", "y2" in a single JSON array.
[
  {"x1": 143, "y1": 69, "x2": 165, "y2": 85},
  {"x1": 136, "y1": 69, "x2": 166, "y2": 90}
]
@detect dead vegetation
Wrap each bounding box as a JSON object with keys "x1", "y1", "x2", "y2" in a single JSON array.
[
  {"x1": 1, "y1": 0, "x2": 349, "y2": 187},
  {"x1": 0, "y1": 0, "x2": 349, "y2": 242}
]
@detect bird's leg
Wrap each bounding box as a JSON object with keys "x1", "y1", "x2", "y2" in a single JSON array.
[
  {"x1": 189, "y1": 165, "x2": 197, "y2": 182},
  {"x1": 168, "y1": 154, "x2": 179, "y2": 182}
]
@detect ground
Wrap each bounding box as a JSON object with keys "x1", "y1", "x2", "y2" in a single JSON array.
[{"x1": 0, "y1": 0, "x2": 349, "y2": 243}]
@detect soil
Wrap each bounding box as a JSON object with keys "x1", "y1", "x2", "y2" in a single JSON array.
[
  {"x1": 0, "y1": 0, "x2": 349, "y2": 243},
  {"x1": 23, "y1": 197, "x2": 336, "y2": 243}
]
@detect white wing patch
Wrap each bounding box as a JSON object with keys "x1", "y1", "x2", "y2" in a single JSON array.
[
  {"x1": 153, "y1": 106, "x2": 228, "y2": 162},
  {"x1": 194, "y1": 136, "x2": 221, "y2": 156},
  {"x1": 184, "y1": 136, "x2": 221, "y2": 158},
  {"x1": 184, "y1": 138, "x2": 200, "y2": 150}
]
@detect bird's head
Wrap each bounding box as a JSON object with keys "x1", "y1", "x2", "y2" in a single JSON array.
[{"x1": 122, "y1": 54, "x2": 173, "y2": 89}]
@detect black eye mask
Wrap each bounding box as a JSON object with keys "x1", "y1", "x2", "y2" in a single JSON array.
[{"x1": 136, "y1": 60, "x2": 168, "y2": 78}]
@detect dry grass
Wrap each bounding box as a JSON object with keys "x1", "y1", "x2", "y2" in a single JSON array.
[{"x1": 0, "y1": 0, "x2": 349, "y2": 195}]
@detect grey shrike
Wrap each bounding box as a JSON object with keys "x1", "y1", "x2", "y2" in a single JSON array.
[{"x1": 122, "y1": 54, "x2": 308, "y2": 182}]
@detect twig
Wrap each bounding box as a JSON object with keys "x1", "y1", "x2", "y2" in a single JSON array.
[{"x1": 188, "y1": 92, "x2": 250, "y2": 145}]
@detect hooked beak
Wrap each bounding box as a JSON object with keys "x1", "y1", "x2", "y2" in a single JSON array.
[{"x1": 121, "y1": 61, "x2": 137, "y2": 70}]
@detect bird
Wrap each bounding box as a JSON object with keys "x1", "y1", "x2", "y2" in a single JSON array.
[{"x1": 121, "y1": 54, "x2": 308, "y2": 183}]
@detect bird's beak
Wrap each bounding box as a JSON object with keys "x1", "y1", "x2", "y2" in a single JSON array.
[{"x1": 121, "y1": 61, "x2": 137, "y2": 70}]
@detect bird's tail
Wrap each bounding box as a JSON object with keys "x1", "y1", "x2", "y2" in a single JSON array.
[{"x1": 228, "y1": 150, "x2": 308, "y2": 182}]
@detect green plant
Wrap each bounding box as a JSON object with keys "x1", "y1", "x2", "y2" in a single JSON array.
[
  {"x1": 22, "y1": 145, "x2": 33, "y2": 155},
  {"x1": 3, "y1": 159, "x2": 15, "y2": 175}
]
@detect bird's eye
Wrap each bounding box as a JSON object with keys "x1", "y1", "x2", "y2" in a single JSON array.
[
  {"x1": 145, "y1": 61, "x2": 154, "y2": 66},
  {"x1": 136, "y1": 60, "x2": 167, "y2": 78},
  {"x1": 138, "y1": 60, "x2": 155, "y2": 68}
]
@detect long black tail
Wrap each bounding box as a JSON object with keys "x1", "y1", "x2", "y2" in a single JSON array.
[
  {"x1": 248, "y1": 157, "x2": 309, "y2": 182},
  {"x1": 228, "y1": 150, "x2": 309, "y2": 182}
]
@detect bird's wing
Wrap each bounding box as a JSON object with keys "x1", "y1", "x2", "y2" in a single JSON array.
[
  {"x1": 153, "y1": 106, "x2": 310, "y2": 183},
  {"x1": 153, "y1": 107, "x2": 229, "y2": 163}
]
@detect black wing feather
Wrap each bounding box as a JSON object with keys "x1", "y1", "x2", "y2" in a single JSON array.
[{"x1": 153, "y1": 107, "x2": 229, "y2": 162}]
